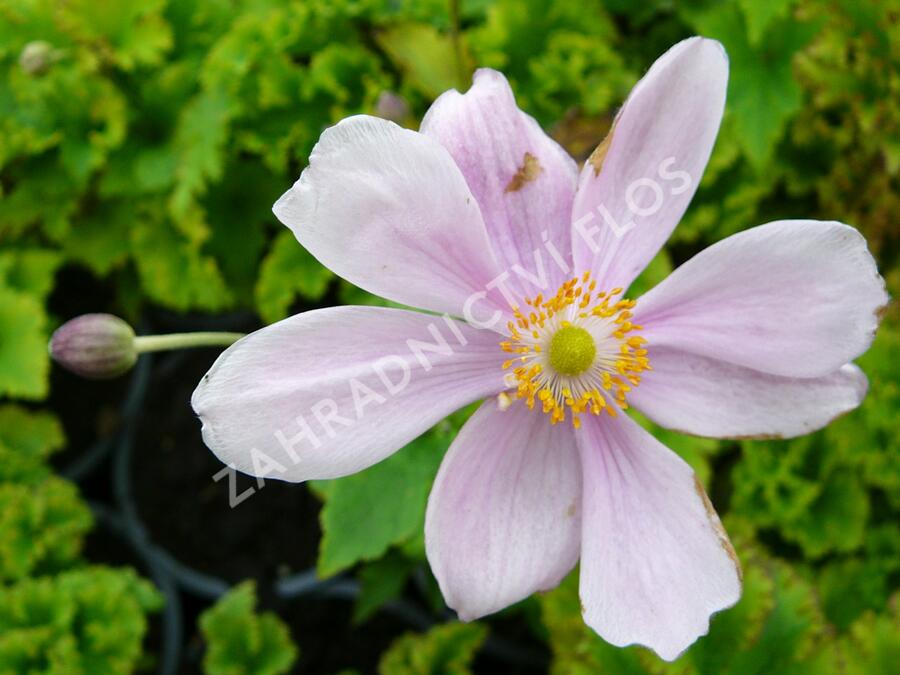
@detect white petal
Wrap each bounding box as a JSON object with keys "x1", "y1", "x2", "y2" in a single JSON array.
[
  {"x1": 571, "y1": 37, "x2": 728, "y2": 291},
  {"x1": 426, "y1": 400, "x2": 581, "y2": 620},
  {"x1": 192, "y1": 306, "x2": 505, "y2": 482},
  {"x1": 630, "y1": 348, "x2": 868, "y2": 439},
  {"x1": 578, "y1": 412, "x2": 742, "y2": 661},
  {"x1": 274, "y1": 115, "x2": 507, "y2": 318},
  {"x1": 635, "y1": 220, "x2": 888, "y2": 377},
  {"x1": 422, "y1": 68, "x2": 578, "y2": 295}
]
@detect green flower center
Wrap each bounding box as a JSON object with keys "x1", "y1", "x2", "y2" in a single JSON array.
[{"x1": 548, "y1": 325, "x2": 596, "y2": 376}]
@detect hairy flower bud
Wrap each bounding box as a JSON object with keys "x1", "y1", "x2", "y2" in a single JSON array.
[{"x1": 49, "y1": 314, "x2": 137, "y2": 380}]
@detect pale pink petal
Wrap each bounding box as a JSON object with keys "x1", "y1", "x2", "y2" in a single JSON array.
[
  {"x1": 192, "y1": 307, "x2": 506, "y2": 482},
  {"x1": 630, "y1": 348, "x2": 868, "y2": 439},
  {"x1": 421, "y1": 69, "x2": 578, "y2": 296},
  {"x1": 578, "y1": 412, "x2": 742, "y2": 661},
  {"x1": 425, "y1": 400, "x2": 581, "y2": 620},
  {"x1": 634, "y1": 220, "x2": 889, "y2": 378},
  {"x1": 571, "y1": 37, "x2": 728, "y2": 291},
  {"x1": 273, "y1": 115, "x2": 507, "y2": 319}
]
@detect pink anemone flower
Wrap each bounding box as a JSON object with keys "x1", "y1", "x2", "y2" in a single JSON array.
[{"x1": 192, "y1": 37, "x2": 888, "y2": 659}]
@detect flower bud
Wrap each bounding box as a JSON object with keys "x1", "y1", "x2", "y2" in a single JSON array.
[
  {"x1": 374, "y1": 91, "x2": 410, "y2": 124},
  {"x1": 19, "y1": 41, "x2": 57, "y2": 76},
  {"x1": 49, "y1": 314, "x2": 137, "y2": 380}
]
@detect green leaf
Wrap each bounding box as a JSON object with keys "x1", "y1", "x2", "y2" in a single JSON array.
[
  {"x1": 0, "y1": 405, "x2": 91, "y2": 583},
  {"x1": 0, "y1": 477, "x2": 93, "y2": 582},
  {"x1": 0, "y1": 566, "x2": 162, "y2": 675},
  {"x1": 732, "y1": 565, "x2": 830, "y2": 674},
  {"x1": 736, "y1": 0, "x2": 795, "y2": 45},
  {"x1": 353, "y1": 551, "x2": 417, "y2": 624},
  {"x1": 378, "y1": 622, "x2": 488, "y2": 675},
  {"x1": 731, "y1": 441, "x2": 863, "y2": 558},
  {"x1": 0, "y1": 248, "x2": 61, "y2": 300},
  {"x1": 255, "y1": 231, "x2": 335, "y2": 323},
  {"x1": 728, "y1": 319, "x2": 900, "y2": 559},
  {"x1": 200, "y1": 581, "x2": 298, "y2": 675},
  {"x1": 170, "y1": 89, "x2": 233, "y2": 242},
  {"x1": 312, "y1": 429, "x2": 449, "y2": 577},
  {"x1": 0, "y1": 59, "x2": 127, "y2": 186},
  {"x1": 790, "y1": 469, "x2": 869, "y2": 558},
  {"x1": 376, "y1": 22, "x2": 470, "y2": 98},
  {"x1": 58, "y1": 0, "x2": 173, "y2": 71},
  {"x1": 685, "y1": 3, "x2": 819, "y2": 168},
  {"x1": 0, "y1": 158, "x2": 82, "y2": 240},
  {"x1": 131, "y1": 219, "x2": 233, "y2": 312},
  {"x1": 0, "y1": 254, "x2": 58, "y2": 399},
  {"x1": 204, "y1": 160, "x2": 281, "y2": 306},
  {"x1": 837, "y1": 596, "x2": 900, "y2": 675},
  {"x1": 851, "y1": 321, "x2": 900, "y2": 508},
  {"x1": 467, "y1": 0, "x2": 628, "y2": 123},
  {"x1": 819, "y1": 558, "x2": 888, "y2": 630},
  {"x1": 0, "y1": 285, "x2": 49, "y2": 400},
  {"x1": 0, "y1": 405, "x2": 65, "y2": 484},
  {"x1": 59, "y1": 201, "x2": 133, "y2": 276}
]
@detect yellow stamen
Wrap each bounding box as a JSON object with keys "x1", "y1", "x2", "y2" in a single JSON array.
[{"x1": 496, "y1": 271, "x2": 650, "y2": 428}]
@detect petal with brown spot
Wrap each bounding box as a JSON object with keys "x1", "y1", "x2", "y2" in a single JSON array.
[
  {"x1": 586, "y1": 123, "x2": 615, "y2": 177},
  {"x1": 693, "y1": 475, "x2": 742, "y2": 581},
  {"x1": 504, "y1": 152, "x2": 543, "y2": 192}
]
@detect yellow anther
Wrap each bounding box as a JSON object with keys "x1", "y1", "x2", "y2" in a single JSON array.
[{"x1": 497, "y1": 272, "x2": 649, "y2": 428}]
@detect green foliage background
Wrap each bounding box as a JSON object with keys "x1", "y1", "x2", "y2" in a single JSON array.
[{"x1": 0, "y1": 0, "x2": 897, "y2": 672}]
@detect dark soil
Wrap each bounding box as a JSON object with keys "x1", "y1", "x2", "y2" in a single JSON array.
[{"x1": 129, "y1": 347, "x2": 322, "y2": 583}]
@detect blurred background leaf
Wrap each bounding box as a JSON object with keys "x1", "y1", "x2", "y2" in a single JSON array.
[{"x1": 200, "y1": 581, "x2": 299, "y2": 675}]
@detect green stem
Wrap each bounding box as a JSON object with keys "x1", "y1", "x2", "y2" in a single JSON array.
[{"x1": 133, "y1": 332, "x2": 244, "y2": 354}]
